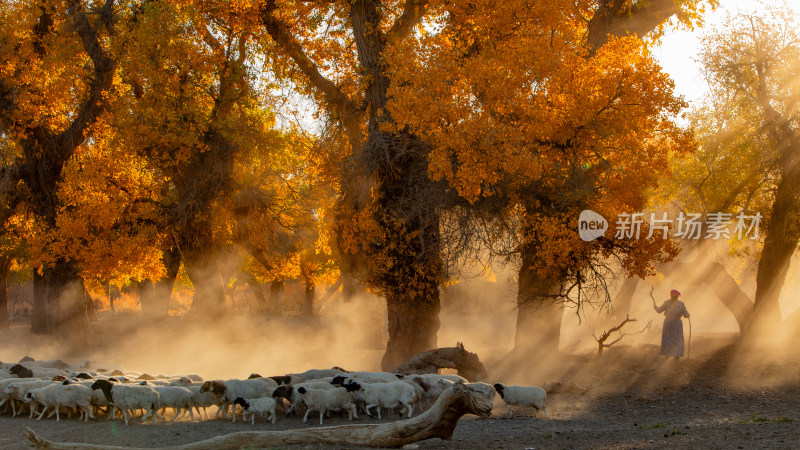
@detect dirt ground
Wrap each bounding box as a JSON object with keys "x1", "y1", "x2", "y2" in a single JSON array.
[{"x1": 3, "y1": 316, "x2": 800, "y2": 449}]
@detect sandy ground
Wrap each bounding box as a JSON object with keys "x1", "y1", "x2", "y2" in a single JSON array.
[{"x1": 3, "y1": 317, "x2": 800, "y2": 449}]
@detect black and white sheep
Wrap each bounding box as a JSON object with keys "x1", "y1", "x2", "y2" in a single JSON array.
[
  {"x1": 233, "y1": 396, "x2": 277, "y2": 424},
  {"x1": 199, "y1": 378, "x2": 276, "y2": 422},
  {"x1": 493, "y1": 383, "x2": 549, "y2": 418},
  {"x1": 91, "y1": 379, "x2": 162, "y2": 425}
]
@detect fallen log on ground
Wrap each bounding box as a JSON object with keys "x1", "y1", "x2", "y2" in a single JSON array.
[
  {"x1": 393, "y1": 342, "x2": 488, "y2": 381},
  {"x1": 24, "y1": 383, "x2": 493, "y2": 449}
]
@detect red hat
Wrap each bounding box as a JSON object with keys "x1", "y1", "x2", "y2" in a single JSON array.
[{"x1": 670, "y1": 289, "x2": 681, "y2": 297}]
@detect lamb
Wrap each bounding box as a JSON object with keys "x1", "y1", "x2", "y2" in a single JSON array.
[
  {"x1": 91, "y1": 379, "x2": 162, "y2": 425},
  {"x1": 25, "y1": 383, "x2": 95, "y2": 422},
  {"x1": 200, "y1": 379, "x2": 276, "y2": 422},
  {"x1": 343, "y1": 380, "x2": 418, "y2": 420},
  {"x1": 233, "y1": 396, "x2": 277, "y2": 424},
  {"x1": 493, "y1": 383, "x2": 549, "y2": 418},
  {"x1": 296, "y1": 385, "x2": 358, "y2": 425}
]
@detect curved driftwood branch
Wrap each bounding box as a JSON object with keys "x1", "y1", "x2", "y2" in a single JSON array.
[
  {"x1": 25, "y1": 383, "x2": 492, "y2": 449},
  {"x1": 393, "y1": 343, "x2": 488, "y2": 381}
]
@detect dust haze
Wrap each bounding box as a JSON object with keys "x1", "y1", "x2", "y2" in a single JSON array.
[{"x1": 3, "y1": 255, "x2": 800, "y2": 392}]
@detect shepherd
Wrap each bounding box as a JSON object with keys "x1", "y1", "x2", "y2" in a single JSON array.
[{"x1": 652, "y1": 288, "x2": 691, "y2": 359}]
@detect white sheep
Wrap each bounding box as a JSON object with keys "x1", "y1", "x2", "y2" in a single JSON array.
[
  {"x1": 0, "y1": 378, "x2": 22, "y2": 412},
  {"x1": 26, "y1": 383, "x2": 95, "y2": 422},
  {"x1": 169, "y1": 382, "x2": 221, "y2": 420},
  {"x1": 287, "y1": 367, "x2": 347, "y2": 382},
  {"x1": 185, "y1": 373, "x2": 204, "y2": 382},
  {"x1": 344, "y1": 380, "x2": 418, "y2": 420},
  {"x1": 4, "y1": 379, "x2": 54, "y2": 417},
  {"x1": 152, "y1": 385, "x2": 195, "y2": 421},
  {"x1": 63, "y1": 379, "x2": 111, "y2": 416},
  {"x1": 233, "y1": 396, "x2": 277, "y2": 424},
  {"x1": 493, "y1": 383, "x2": 549, "y2": 418},
  {"x1": 296, "y1": 385, "x2": 358, "y2": 425},
  {"x1": 91, "y1": 379, "x2": 162, "y2": 425},
  {"x1": 331, "y1": 371, "x2": 400, "y2": 385},
  {"x1": 200, "y1": 378, "x2": 277, "y2": 422}
]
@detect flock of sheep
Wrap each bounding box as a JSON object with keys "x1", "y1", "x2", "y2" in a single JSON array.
[{"x1": 0, "y1": 357, "x2": 549, "y2": 426}]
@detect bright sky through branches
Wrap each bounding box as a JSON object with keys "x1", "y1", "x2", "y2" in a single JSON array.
[{"x1": 653, "y1": 0, "x2": 796, "y2": 107}]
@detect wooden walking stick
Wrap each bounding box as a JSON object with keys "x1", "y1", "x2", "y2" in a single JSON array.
[{"x1": 687, "y1": 317, "x2": 692, "y2": 358}]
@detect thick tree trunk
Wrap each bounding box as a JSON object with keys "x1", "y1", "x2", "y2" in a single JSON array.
[
  {"x1": 268, "y1": 279, "x2": 284, "y2": 315},
  {"x1": 184, "y1": 244, "x2": 227, "y2": 321},
  {"x1": 745, "y1": 51, "x2": 800, "y2": 338},
  {"x1": 31, "y1": 270, "x2": 47, "y2": 334},
  {"x1": 248, "y1": 276, "x2": 268, "y2": 313},
  {"x1": 39, "y1": 261, "x2": 89, "y2": 350},
  {"x1": 342, "y1": 270, "x2": 361, "y2": 303},
  {"x1": 748, "y1": 174, "x2": 800, "y2": 336},
  {"x1": 514, "y1": 239, "x2": 564, "y2": 356},
  {"x1": 136, "y1": 279, "x2": 154, "y2": 313},
  {"x1": 382, "y1": 290, "x2": 441, "y2": 372},
  {"x1": 302, "y1": 277, "x2": 315, "y2": 316},
  {"x1": 0, "y1": 255, "x2": 9, "y2": 329},
  {"x1": 612, "y1": 277, "x2": 638, "y2": 319},
  {"x1": 140, "y1": 248, "x2": 181, "y2": 317}
]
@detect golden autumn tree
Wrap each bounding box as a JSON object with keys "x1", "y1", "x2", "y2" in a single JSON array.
[
  {"x1": 111, "y1": 0, "x2": 275, "y2": 320},
  {"x1": 232, "y1": 124, "x2": 339, "y2": 316},
  {"x1": 0, "y1": 0, "x2": 118, "y2": 342},
  {"x1": 110, "y1": 0, "x2": 327, "y2": 321},
  {"x1": 692, "y1": 7, "x2": 800, "y2": 338},
  {"x1": 255, "y1": 0, "x2": 714, "y2": 366},
  {"x1": 386, "y1": 0, "x2": 707, "y2": 357}
]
